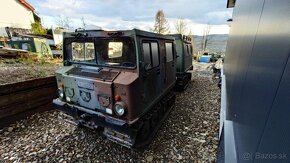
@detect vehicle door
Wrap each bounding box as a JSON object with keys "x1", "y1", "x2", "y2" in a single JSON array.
[
  {"x1": 141, "y1": 40, "x2": 162, "y2": 108},
  {"x1": 164, "y1": 41, "x2": 176, "y2": 90},
  {"x1": 184, "y1": 43, "x2": 193, "y2": 71}
]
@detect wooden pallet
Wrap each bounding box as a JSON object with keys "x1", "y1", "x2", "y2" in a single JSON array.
[{"x1": 0, "y1": 76, "x2": 57, "y2": 128}]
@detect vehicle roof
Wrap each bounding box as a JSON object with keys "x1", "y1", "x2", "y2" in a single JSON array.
[{"x1": 63, "y1": 29, "x2": 175, "y2": 41}]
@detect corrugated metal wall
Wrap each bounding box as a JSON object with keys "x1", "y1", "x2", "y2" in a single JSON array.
[{"x1": 224, "y1": 0, "x2": 290, "y2": 162}]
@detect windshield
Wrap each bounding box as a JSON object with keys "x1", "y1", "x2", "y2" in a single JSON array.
[
  {"x1": 72, "y1": 42, "x2": 95, "y2": 62},
  {"x1": 66, "y1": 37, "x2": 136, "y2": 68}
]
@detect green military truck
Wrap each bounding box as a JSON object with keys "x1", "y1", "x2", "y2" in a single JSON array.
[
  {"x1": 170, "y1": 34, "x2": 193, "y2": 90},
  {"x1": 53, "y1": 29, "x2": 177, "y2": 148}
]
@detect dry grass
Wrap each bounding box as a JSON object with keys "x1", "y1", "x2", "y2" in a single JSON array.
[{"x1": 0, "y1": 57, "x2": 62, "y2": 84}]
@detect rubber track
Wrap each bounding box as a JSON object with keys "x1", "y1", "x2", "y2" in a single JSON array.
[{"x1": 133, "y1": 91, "x2": 176, "y2": 149}]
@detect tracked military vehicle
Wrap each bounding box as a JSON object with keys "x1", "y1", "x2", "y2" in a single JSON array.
[
  {"x1": 169, "y1": 34, "x2": 193, "y2": 90},
  {"x1": 53, "y1": 29, "x2": 176, "y2": 148}
]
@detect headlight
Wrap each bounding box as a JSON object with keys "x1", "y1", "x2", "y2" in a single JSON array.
[
  {"x1": 114, "y1": 102, "x2": 126, "y2": 116},
  {"x1": 58, "y1": 88, "x2": 64, "y2": 99}
]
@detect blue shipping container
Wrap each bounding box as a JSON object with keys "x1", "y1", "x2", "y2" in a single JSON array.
[{"x1": 199, "y1": 55, "x2": 211, "y2": 63}]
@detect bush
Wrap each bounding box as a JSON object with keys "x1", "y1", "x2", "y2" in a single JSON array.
[{"x1": 31, "y1": 22, "x2": 47, "y2": 35}]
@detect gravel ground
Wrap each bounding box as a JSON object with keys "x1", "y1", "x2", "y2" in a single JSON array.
[
  {"x1": 0, "y1": 60, "x2": 61, "y2": 85},
  {"x1": 0, "y1": 62, "x2": 220, "y2": 162}
]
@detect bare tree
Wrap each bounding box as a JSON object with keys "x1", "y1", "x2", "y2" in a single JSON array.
[
  {"x1": 55, "y1": 15, "x2": 72, "y2": 30},
  {"x1": 188, "y1": 29, "x2": 195, "y2": 53},
  {"x1": 174, "y1": 18, "x2": 188, "y2": 35},
  {"x1": 151, "y1": 10, "x2": 169, "y2": 34},
  {"x1": 174, "y1": 19, "x2": 194, "y2": 53},
  {"x1": 201, "y1": 24, "x2": 211, "y2": 52}
]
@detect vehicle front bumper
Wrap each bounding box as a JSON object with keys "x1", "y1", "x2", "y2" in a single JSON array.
[{"x1": 52, "y1": 98, "x2": 135, "y2": 136}]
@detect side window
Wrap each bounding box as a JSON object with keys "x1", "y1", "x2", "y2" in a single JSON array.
[
  {"x1": 143, "y1": 43, "x2": 151, "y2": 68},
  {"x1": 186, "y1": 45, "x2": 190, "y2": 55},
  {"x1": 142, "y1": 41, "x2": 160, "y2": 69},
  {"x1": 165, "y1": 42, "x2": 174, "y2": 62},
  {"x1": 151, "y1": 42, "x2": 159, "y2": 67},
  {"x1": 190, "y1": 45, "x2": 193, "y2": 55}
]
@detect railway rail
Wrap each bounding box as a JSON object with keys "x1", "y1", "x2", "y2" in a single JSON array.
[{"x1": 0, "y1": 76, "x2": 57, "y2": 128}]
